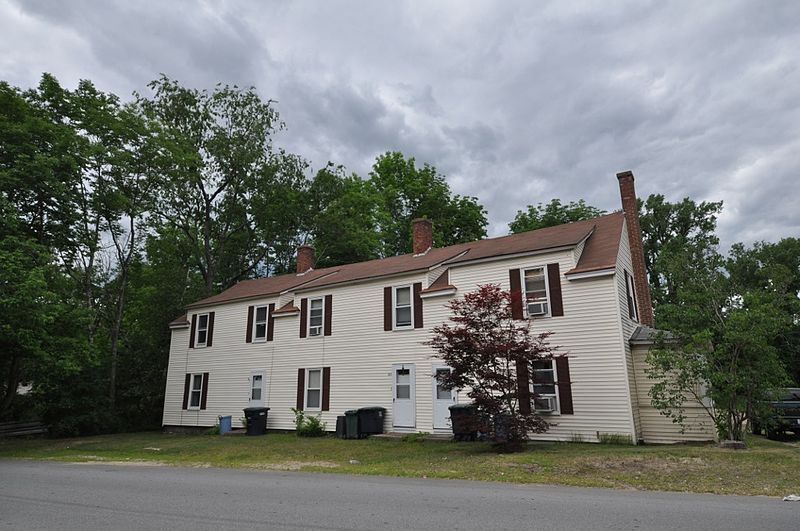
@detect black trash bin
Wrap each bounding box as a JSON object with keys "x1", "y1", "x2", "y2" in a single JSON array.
[
  {"x1": 243, "y1": 407, "x2": 269, "y2": 436},
  {"x1": 357, "y1": 407, "x2": 386, "y2": 436},
  {"x1": 449, "y1": 403, "x2": 478, "y2": 441},
  {"x1": 335, "y1": 415, "x2": 347, "y2": 438},
  {"x1": 344, "y1": 410, "x2": 359, "y2": 439}
]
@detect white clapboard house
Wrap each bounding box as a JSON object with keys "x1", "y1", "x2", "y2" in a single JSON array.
[{"x1": 163, "y1": 171, "x2": 715, "y2": 444}]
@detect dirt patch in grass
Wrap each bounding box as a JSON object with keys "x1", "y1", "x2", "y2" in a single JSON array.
[
  {"x1": 244, "y1": 460, "x2": 339, "y2": 471},
  {"x1": 564, "y1": 455, "x2": 709, "y2": 474}
]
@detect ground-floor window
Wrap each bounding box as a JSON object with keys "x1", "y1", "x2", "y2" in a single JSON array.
[
  {"x1": 306, "y1": 368, "x2": 322, "y2": 410},
  {"x1": 189, "y1": 373, "x2": 204, "y2": 409},
  {"x1": 531, "y1": 359, "x2": 559, "y2": 413}
]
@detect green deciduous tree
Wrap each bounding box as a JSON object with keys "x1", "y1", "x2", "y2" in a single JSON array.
[
  {"x1": 646, "y1": 245, "x2": 791, "y2": 443},
  {"x1": 638, "y1": 194, "x2": 723, "y2": 315},
  {"x1": 369, "y1": 152, "x2": 487, "y2": 256},
  {"x1": 509, "y1": 199, "x2": 605, "y2": 233}
]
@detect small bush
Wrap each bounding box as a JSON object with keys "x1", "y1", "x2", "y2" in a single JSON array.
[
  {"x1": 291, "y1": 408, "x2": 327, "y2": 437},
  {"x1": 207, "y1": 423, "x2": 220, "y2": 435},
  {"x1": 597, "y1": 432, "x2": 633, "y2": 445},
  {"x1": 570, "y1": 432, "x2": 585, "y2": 443}
]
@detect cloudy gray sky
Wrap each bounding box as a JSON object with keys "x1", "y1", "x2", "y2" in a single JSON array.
[{"x1": 2, "y1": 0, "x2": 798, "y2": 248}]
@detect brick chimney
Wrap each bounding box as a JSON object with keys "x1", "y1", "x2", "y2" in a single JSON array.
[
  {"x1": 296, "y1": 245, "x2": 315, "y2": 274},
  {"x1": 412, "y1": 218, "x2": 433, "y2": 255},
  {"x1": 617, "y1": 171, "x2": 654, "y2": 327}
]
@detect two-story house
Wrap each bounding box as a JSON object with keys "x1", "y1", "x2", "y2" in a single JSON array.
[{"x1": 163, "y1": 171, "x2": 715, "y2": 444}]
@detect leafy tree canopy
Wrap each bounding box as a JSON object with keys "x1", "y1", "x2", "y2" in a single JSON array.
[{"x1": 509, "y1": 199, "x2": 605, "y2": 234}]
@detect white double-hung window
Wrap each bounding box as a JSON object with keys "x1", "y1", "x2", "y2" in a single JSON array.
[
  {"x1": 524, "y1": 268, "x2": 550, "y2": 317},
  {"x1": 195, "y1": 313, "x2": 209, "y2": 347},
  {"x1": 308, "y1": 298, "x2": 323, "y2": 336},
  {"x1": 253, "y1": 306, "x2": 269, "y2": 341},
  {"x1": 188, "y1": 373, "x2": 204, "y2": 409},
  {"x1": 530, "y1": 360, "x2": 559, "y2": 413},
  {"x1": 306, "y1": 368, "x2": 322, "y2": 410},
  {"x1": 394, "y1": 286, "x2": 412, "y2": 328}
]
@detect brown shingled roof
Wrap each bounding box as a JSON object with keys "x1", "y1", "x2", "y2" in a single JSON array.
[
  {"x1": 566, "y1": 212, "x2": 624, "y2": 275},
  {"x1": 169, "y1": 313, "x2": 190, "y2": 327},
  {"x1": 183, "y1": 212, "x2": 624, "y2": 309}
]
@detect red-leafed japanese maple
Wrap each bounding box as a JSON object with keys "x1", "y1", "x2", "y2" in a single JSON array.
[{"x1": 427, "y1": 284, "x2": 558, "y2": 449}]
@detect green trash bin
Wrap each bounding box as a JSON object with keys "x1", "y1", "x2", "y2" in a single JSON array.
[{"x1": 344, "y1": 410, "x2": 359, "y2": 439}]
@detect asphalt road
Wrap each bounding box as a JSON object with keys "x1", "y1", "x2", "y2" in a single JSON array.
[{"x1": 0, "y1": 460, "x2": 795, "y2": 530}]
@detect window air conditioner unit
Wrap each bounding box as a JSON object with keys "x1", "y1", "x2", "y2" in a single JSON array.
[
  {"x1": 534, "y1": 396, "x2": 557, "y2": 413},
  {"x1": 309, "y1": 326, "x2": 322, "y2": 336},
  {"x1": 527, "y1": 302, "x2": 548, "y2": 316}
]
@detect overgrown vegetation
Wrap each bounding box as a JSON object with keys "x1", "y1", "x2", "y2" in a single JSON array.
[{"x1": 1, "y1": 432, "x2": 797, "y2": 496}]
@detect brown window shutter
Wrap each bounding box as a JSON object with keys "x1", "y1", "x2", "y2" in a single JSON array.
[
  {"x1": 296, "y1": 368, "x2": 305, "y2": 410},
  {"x1": 517, "y1": 358, "x2": 531, "y2": 415},
  {"x1": 555, "y1": 357, "x2": 573, "y2": 414},
  {"x1": 299, "y1": 298, "x2": 308, "y2": 338},
  {"x1": 189, "y1": 315, "x2": 197, "y2": 348},
  {"x1": 200, "y1": 372, "x2": 209, "y2": 410},
  {"x1": 383, "y1": 286, "x2": 392, "y2": 331},
  {"x1": 322, "y1": 367, "x2": 331, "y2": 411},
  {"x1": 267, "y1": 303, "x2": 275, "y2": 342},
  {"x1": 547, "y1": 263, "x2": 564, "y2": 317},
  {"x1": 206, "y1": 312, "x2": 215, "y2": 346},
  {"x1": 324, "y1": 295, "x2": 333, "y2": 336},
  {"x1": 624, "y1": 271, "x2": 632, "y2": 319},
  {"x1": 246, "y1": 306, "x2": 254, "y2": 343},
  {"x1": 182, "y1": 374, "x2": 191, "y2": 409},
  {"x1": 413, "y1": 282, "x2": 423, "y2": 328},
  {"x1": 509, "y1": 269, "x2": 523, "y2": 319}
]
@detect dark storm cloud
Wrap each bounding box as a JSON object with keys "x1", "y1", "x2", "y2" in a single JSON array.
[{"x1": 2, "y1": 0, "x2": 798, "y2": 247}]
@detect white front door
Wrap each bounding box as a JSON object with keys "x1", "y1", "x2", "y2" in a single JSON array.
[
  {"x1": 433, "y1": 365, "x2": 456, "y2": 429},
  {"x1": 392, "y1": 364, "x2": 415, "y2": 428},
  {"x1": 249, "y1": 371, "x2": 266, "y2": 407}
]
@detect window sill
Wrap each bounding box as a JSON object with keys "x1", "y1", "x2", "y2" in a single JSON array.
[{"x1": 392, "y1": 325, "x2": 415, "y2": 332}]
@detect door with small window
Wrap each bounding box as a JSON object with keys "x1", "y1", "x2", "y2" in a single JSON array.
[
  {"x1": 392, "y1": 364, "x2": 415, "y2": 428},
  {"x1": 249, "y1": 371, "x2": 266, "y2": 407},
  {"x1": 432, "y1": 365, "x2": 456, "y2": 429}
]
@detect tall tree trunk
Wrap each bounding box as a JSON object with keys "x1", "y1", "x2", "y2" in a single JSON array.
[{"x1": 108, "y1": 271, "x2": 127, "y2": 409}]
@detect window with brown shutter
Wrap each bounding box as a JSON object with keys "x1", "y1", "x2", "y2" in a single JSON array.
[
  {"x1": 299, "y1": 298, "x2": 308, "y2": 338},
  {"x1": 189, "y1": 315, "x2": 197, "y2": 348},
  {"x1": 200, "y1": 372, "x2": 209, "y2": 410},
  {"x1": 546, "y1": 263, "x2": 564, "y2": 317},
  {"x1": 383, "y1": 286, "x2": 393, "y2": 331},
  {"x1": 296, "y1": 368, "x2": 305, "y2": 410},
  {"x1": 509, "y1": 269, "x2": 524, "y2": 319},
  {"x1": 322, "y1": 367, "x2": 331, "y2": 411},
  {"x1": 205, "y1": 313, "x2": 216, "y2": 347},
  {"x1": 324, "y1": 295, "x2": 333, "y2": 336},
  {"x1": 555, "y1": 357, "x2": 573, "y2": 415},
  {"x1": 266, "y1": 303, "x2": 275, "y2": 341},
  {"x1": 246, "y1": 306, "x2": 254, "y2": 343},
  {"x1": 182, "y1": 374, "x2": 191, "y2": 409},
  {"x1": 413, "y1": 282, "x2": 423, "y2": 328},
  {"x1": 625, "y1": 270, "x2": 638, "y2": 321}
]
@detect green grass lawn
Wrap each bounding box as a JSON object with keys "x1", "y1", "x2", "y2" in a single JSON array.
[{"x1": 1, "y1": 431, "x2": 797, "y2": 496}]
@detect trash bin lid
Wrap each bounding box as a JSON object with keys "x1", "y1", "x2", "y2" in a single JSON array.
[
  {"x1": 357, "y1": 406, "x2": 386, "y2": 412},
  {"x1": 344, "y1": 409, "x2": 359, "y2": 415},
  {"x1": 243, "y1": 407, "x2": 270, "y2": 413},
  {"x1": 448, "y1": 403, "x2": 476, "y2": 410}
]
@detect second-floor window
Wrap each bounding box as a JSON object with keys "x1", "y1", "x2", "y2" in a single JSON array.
[
  {"x1": 196, "y1": 313, "x2": 209, "y2": 347},
  {"x1": 308, "y1": 298, "x2": 323, "y2": 337},
  {"x1": 394, "y1": 286, "x2": 413, "y2": 328},
  {"x1": 254, "y1": 305, "x2": 269, "y2": 341},
  {"x1": 524, "y1": 268, "x2": 550, "y2": 317}
]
